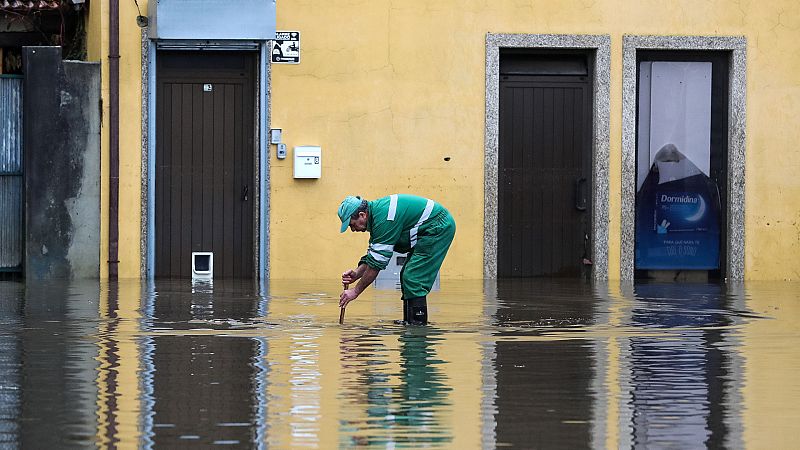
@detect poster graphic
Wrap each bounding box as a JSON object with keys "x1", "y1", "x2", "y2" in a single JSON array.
[
  {"x1": 635, "y1": 62, "x2": 721, "y2": 270},
  {"x1": 635, "y1": 145, "x2": 721, "y2": 269}
]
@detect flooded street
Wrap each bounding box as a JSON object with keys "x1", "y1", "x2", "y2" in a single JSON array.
[{"x1": 1, "y1": 279, "x2": 799, "y2": 448}]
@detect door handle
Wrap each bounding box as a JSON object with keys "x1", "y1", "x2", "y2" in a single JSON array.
[
  {"x1": 242, "y1": 185, "x2": 249, "y2": 201},
  {"x1": 575, "y1": 177, "x2": 587, "y2": 211}
]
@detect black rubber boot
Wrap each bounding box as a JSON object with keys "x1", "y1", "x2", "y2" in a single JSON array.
[{"x1": 407, "y1": 297, "x2": 428, "y2": 325}]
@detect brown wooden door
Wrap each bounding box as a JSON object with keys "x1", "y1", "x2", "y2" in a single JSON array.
[
  {"x1": 498, "y1": 57, "x2": 592, "y2": 278},
  {"x1": 155, "y1": 52, "x2": 255, "y2": 278}
]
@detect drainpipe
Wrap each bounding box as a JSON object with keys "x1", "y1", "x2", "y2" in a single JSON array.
[{"x1": 108, "y1": 0, "x2": 120, "y2": 279}]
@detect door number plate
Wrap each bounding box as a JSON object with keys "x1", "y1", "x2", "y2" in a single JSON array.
[{"x1": 203, "y1": 84, "x2": 212, "y2": 92}]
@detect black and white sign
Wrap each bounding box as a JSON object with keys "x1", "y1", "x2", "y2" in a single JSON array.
[{"x1": 272, "y1": 31, "x2": 300, "y2": 64}]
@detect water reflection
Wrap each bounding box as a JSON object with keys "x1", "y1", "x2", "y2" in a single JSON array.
[
  {"x1": 491, "y1": 280, "x2": 597, "y2": 448},
  {"x1": 627, "y1": 283, "x2": 735, "y2": 448},
  {"x1": 139, "y1": 280, "x2": 268, "y2": 447},
  {"x1": 0, "y1": 282, "x2": 23, "y2": 448},
  {"x1": 0, "y1": 278, "x2": 798, "y2": 448},
  {"x1": 338, "y1": 327, "x2": 452, "y2": 447},
  {"x1": 0, "y1": 281, "x2": 101, "y2": 448}
]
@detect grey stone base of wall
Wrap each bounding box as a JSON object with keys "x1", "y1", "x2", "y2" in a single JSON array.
[{"x1": 23, "y1": 47, "x2": 101, "y2": 279}]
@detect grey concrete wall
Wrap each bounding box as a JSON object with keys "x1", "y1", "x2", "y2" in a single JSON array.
[{"x1": 23, "y1": 47, "x2": 100, "y2": 279}]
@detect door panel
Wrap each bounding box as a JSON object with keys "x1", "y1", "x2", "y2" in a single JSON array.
[
  {"x1": 498, "y1": 75, "x2": 592, "y2": 278},
  {"x1": 156, "y1": 52, "x2": 255, "y2": 278}
]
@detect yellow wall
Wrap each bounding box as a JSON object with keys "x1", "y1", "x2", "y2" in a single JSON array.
[
  {"x1": 117, "y1": 0, "x2": 145, "y2": 279},
  {"x1": 86, "y1": 1, "x2": 108, "y2": 278},
  {"x1": 87, "y1": 0, "x2": 144, "y2": 279},
  {"x1": 742, "y1": 5, "x2": 800, "y2": 280},
  {"x1": 270, "y1": 0, "x2": 800, "y2": 281},
  {"x1": 96, "y1": 0, "x2": 800, "y2": 280}
]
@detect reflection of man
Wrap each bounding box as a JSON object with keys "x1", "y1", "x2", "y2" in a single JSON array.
[
  {"x1": 343, "y1": 328, "x2": 452, "y2": 446},
  {"x1": 337, "y1": 194, "x2": 456, "y2": 325},
  {"x1": 399, "y1": 328, "x2": 448, "y2": 403}
]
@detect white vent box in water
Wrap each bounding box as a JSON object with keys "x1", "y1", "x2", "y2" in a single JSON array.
[
  {"x1": 192, "y1": 252, "x2": 214, "y2": 279},
  {"x1": 293, "y1": 146, "x2": 321, "y2": 179},
  {"x1": 373, "y1": 252, "x2": 440, "y2": 290}
]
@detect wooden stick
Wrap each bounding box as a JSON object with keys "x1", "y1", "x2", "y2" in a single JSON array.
[{"x1": 339, "y1": 283, "x2": 348, "y2": 324}]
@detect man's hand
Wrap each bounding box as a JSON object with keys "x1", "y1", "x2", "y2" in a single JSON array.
[
  {"x1": 342, "y1": 269, "x2": 360, "y2": 285},
  {"x1": 339, "y1": 289, "x2": 358, "y2": 308},
  {"x1": 339, "y1": 265, "x2": 378, "y2": 308}
]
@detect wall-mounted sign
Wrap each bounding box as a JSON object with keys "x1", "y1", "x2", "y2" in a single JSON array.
[{"x1": 272, "y1": 31, "x2": 300, "y2": 64}]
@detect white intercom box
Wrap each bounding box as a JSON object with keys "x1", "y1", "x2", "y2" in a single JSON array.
[{"x1": 293, "y1": 146, "x2": 321, "y2": 178}]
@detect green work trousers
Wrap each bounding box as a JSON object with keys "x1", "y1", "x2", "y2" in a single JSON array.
[{"x1": 399, "y1": 211, "x2": 456, "y2": 299}]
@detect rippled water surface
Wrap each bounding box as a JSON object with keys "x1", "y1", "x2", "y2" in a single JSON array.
[{"x1": 1, "y1": 279, "x2": 799, "y2": 448}]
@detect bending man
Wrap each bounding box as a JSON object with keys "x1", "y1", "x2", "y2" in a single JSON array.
[{"x1": 338, "y1": 194, "x2": 456, "y2": 325}]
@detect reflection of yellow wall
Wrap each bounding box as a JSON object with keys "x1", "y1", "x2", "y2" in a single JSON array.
[
  {"x1": 740, "y1": 282, "x2": 800, "y2": 447},
  {"x1": 264, "y1": 281, "x2": 484, "y2": 447},
  {"x1": 95, "y1": 281, "x2": 142, "y2": 448},
  {"x1": 91, "y1": 0, "x2": 800, "y2": 280},
  {"x1": 435, "y1": 284, "x2": 484, "y2": 448},
  {"x1": 263, "y1": 281, "x2": 345, "y2": 447}
]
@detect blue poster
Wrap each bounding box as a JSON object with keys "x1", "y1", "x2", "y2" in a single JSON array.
[
  {"x1": 636, "y1": 61, "x2": 720, "y2": 270},
  {"x1": 635, "y1": 145, "x2": 720, "y2": 269}
]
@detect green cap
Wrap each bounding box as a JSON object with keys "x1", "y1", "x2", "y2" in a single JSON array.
[{"x1": 338, "y1": 196, "x2": 362, "y2": 232}]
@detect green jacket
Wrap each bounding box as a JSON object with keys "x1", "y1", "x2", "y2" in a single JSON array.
[{"x1": 359, "y1": 194, "x2": 448, "y2": 270}]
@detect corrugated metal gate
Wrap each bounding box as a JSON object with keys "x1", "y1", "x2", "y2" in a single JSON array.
[{"x1": 0, "y1": 76, "x2": 23, "y2": 272}]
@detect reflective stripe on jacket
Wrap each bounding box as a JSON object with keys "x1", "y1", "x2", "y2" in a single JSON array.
[{"x1": 359, "y1": 194, "x2": 447, "y2": 270}]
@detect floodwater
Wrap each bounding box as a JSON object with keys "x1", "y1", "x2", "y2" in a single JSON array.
[{"x1": 0, "y1": 279, "x2": 799, "y2": 448}]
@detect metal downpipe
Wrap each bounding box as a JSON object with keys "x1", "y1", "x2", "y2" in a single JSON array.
[{"x1": 108, "y1": 0, "x2": 120, "y2": 278}]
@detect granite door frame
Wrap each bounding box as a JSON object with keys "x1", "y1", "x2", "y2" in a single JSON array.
[
  {"x1": 485, "y1": 34, "x2": 611, "y2": 280},
  {"x1": 620, "y1": 35, "x2": 746, "y2": 281},
  {"x1": 140, "y1": 35, "x2": 272, "y2": 280}
]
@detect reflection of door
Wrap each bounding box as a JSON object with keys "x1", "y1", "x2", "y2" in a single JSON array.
[
  {"x1": 630, "y1": 283, "x2": 732, "y2": 447},
  {"x1": 498, "y1": 52, "x2": 593, "y2": 278},
  {"x1": 493, "y1": 280, "x2": 596, "y2": 446},
  {"x1": 143, "y1": 281, "x2": 266, "y2": 446},
  {"x1": 155, "y1": 52, "x2": 255, "y2": 278},
  {"x1": 150, "y1": 336, "x2": 260, "y2": 445}
]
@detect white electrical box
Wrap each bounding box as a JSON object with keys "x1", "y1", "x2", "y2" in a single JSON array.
[{"x1": 293, "y1": 146, "x2": 321, "y2": 178}]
